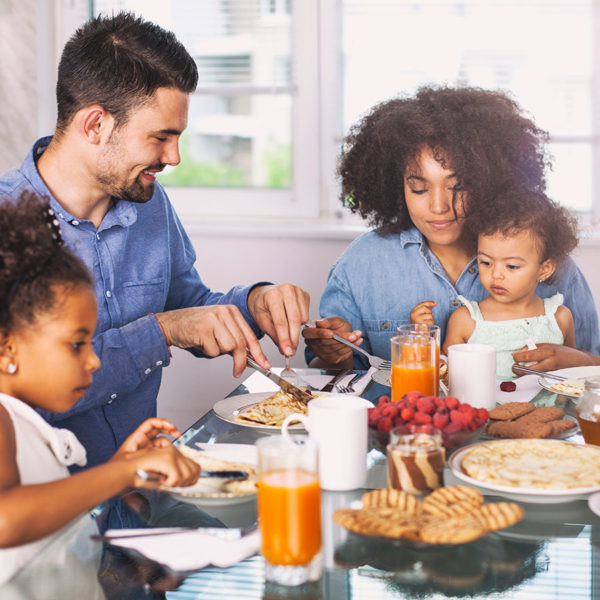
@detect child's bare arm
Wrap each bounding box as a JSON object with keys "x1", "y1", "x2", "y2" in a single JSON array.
[
  {"x1": 410, "y1": 301, "x2": 437, "y2": 325},
  {"x1": 442, "y1": 306, "x2": 475, "y2": 354},
  {"x1": 555, "y1": 305, "x2": 576, "y2": 348},
  {"x1": 0, "y1": 418, "x2": 199, "y2": 548}
]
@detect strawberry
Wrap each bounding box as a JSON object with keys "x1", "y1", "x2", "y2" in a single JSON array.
[
  {"x1": 378, "y1": 395, "x2": 391, "y2": 405},
  {"x1": 449, "y1": 409, "x2": 462, "y2": 423},
  {"x1": 403, "y1": 391, "x2": 423, "y2": 404},
  {"x1": 393, "y1": 416, "x2": 404, "y2": 428},
  {"x1": 477, "y1": 408, "x2": 489, "y2": 421},
  {"x1": 435, "y1": 405, "x2": 449, "y2": 417},
  {"x1": 458, "y1": 403, "x2": 476, "y2": 415},
  {"x1": 416, "y1": 397, "x2": 435, "y2": 414},
  {"x1": 443, "y1": 421, "x2": 463, "y2": 434},
  {"x1": 400, "y1": 408, "x2": 415, "y2": 422},
  {"x1": 381, "y1": 404, "x2": 399, "y2": 419},
  {"x1": 414, "y1": 412, "x2": 432, "y2": 424},
  {"x1": 377, "y1": 417, "x2": 393, "y2": 433},
  {"x1": 500, "y1": 381, "x2": 516, "y2": 392},
  {"x1": 444, "y1": 396, "x2": 460, "y2": 410},
  {"x1": 432, "y1": 412, "x2": 449, "y2": 430},
  {"x1": 434, "y1": 396, "x2": 447, "y2": 409}
]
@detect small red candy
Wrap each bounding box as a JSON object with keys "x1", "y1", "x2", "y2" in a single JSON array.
[{"x1": 500, "y1": 381, "x2": 517, "y2": 392}]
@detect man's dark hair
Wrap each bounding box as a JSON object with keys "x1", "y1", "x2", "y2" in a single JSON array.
[{"x1": 55, "y1": 12, "x2": 198, "y2": 134}]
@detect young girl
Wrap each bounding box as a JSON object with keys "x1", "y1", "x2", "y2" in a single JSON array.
[
  {"x1": 439, "y1": 190, "x2": 578, "y2": 380},
  {"x1": 0, "y1": 193, "x2": 200, "y2": 584}
]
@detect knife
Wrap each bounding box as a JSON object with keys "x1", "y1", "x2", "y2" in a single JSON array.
[
  {"x1": 246, "y1": 355, "x2": 313, "y2": 404},
  {"x1": 320, "y1": 369, "x2": 351, "y2": 392}
]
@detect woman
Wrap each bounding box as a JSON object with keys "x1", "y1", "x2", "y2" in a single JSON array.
[{"x1": 304, "y1": 86, "x2": 600, "y2": 370}]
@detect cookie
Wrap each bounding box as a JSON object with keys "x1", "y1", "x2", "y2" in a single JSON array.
[
  {"x1": 488, "y1": 402, "x2": 535, "y2": 421},
  {"x1": 547, "y1": 418, "x2": 577, "y2": 436},
  {"x1": 333, "y1": 507, "x2": 419, "y2": 539},
  {"x1": 420, "y1": 514, "x2": 486, "y2": 544},
  {"x1": 361, "y1": 488, "x2": 422, "y2": 515},
  {"x1": 423, "y1": 484, "x2": 483, "y2": 517},
  {"x1": 473, "y1": 502, "x2": 524, "y2": 531},
  {"x1": 518, "y1": 406, "x2": 565, "y2": 423}
]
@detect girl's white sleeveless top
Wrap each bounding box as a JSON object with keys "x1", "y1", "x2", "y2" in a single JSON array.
[{"x1": 0, "y1": 393, "x2": 90, "y2": 585}]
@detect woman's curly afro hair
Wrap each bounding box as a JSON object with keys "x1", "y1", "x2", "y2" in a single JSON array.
[{"x1": 338, "y1": 85, "x2": 549, "y2": 236}]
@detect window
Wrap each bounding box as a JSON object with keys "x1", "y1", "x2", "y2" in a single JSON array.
[{"x1": 86, "y1": 1, "x2": 598, "y2": 220}]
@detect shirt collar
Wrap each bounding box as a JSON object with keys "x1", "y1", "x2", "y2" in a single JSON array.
[
  {"x1": 25, "y1": 136, "x2": 138, "y2": 230},
  {"x1": 399, "y1": 227, "x2": 425, "y2": 247}
]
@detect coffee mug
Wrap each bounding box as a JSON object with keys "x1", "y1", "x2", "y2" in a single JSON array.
[
  {"x1": 448, "y1": 343, "x2": 496, "y2": 410},
  {"x1": 281, "y1": 394, "x2": 373, "y2": 491}
]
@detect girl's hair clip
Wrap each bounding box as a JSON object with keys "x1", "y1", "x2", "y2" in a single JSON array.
[{"x1": 44, "y1": 207, "x2": 64, "y2": 246}]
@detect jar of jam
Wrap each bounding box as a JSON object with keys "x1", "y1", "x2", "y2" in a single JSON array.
[
  {"x1": 386, "y1": 424, "x2": 445, "y2": 495},
  {"x1": 577, "y1": 376, "x2": 600, "y2": 446}
]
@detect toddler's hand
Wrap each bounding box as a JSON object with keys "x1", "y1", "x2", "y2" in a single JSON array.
[
  {"x1": 129, "y1": 445, "x2": 200, "y2": 488},
  {"x1": 117, "y1": 418, "x2": 181, "y2": 454},
  {"x1": 410, "y1": 301, "x2": 437, "y2": 325}
]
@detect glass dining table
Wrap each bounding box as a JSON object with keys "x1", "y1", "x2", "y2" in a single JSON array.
[{"x1": 4, "y1": 368, "x2": 600, "y2": 599}]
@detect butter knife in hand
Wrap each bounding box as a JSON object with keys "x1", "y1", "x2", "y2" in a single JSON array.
[{"x1": 246, "y1": 355, "x2": 313, "y2": 404}]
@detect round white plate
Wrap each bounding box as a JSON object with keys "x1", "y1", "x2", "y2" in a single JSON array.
[
  {"x1": 371, "y1": 369, "x2": 391, "y2": 387},
  {"x1": 163, "y1": 443, "x2": 258, "y2": 506},
  {"x1": 213, "y1": 392, "x2": 308, "y2": 430},
  {"x1": 538, "y1": 366, "x2": 600, "y2": 399},
  {"x1": 448, "y1": 442, "x2": 600, "y2": 504}
]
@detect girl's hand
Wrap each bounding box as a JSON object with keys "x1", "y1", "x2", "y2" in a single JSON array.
[
  {"x1": 117, "y1": 418, "x2": 181, "y2": 454},
  {"x1": 410, "y1": 301, "x2": 437, "y2": 325},
  {"x1": 128, "y1": 445, "x2": 200, "y2": 489},
  {"x1": 302, "y1": 316, "x2": 363, "y2": 366},
  {"x1": 512, "y1": 344, "x2": 600, "y2": 372}
]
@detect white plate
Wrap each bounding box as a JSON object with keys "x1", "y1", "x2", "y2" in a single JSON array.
[
  {"x1": 538, "y1": 366, "x2": 600, "y2": 399},
  {"x1": 448, "y1": 442, "x2": 600, "y2": 504},
  {"x1": 163, "y1": 443, "x2": 258, "y2": 506},
  {"x1": 371, "y1": 369, "x2": 391, "y2": 387},
  {"x1": 213, "y1": 392, "x2": 307, "y2": 430},
  {"x1": 587, "y1": 492, "x2": 600, "y2": 518}
]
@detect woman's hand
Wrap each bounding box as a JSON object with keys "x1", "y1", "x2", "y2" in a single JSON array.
[
  {"x1": 512, "y1": 343, "x2": 600, "y2": 372},
  {"x1": 302, "y1": 316, "x2": 362, "y2": 368},
  {"x1": 410, "y1": 301, "x2": 437, "y2": 325}
]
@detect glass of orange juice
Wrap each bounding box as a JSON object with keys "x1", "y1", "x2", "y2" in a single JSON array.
[
  {"x1": 397, "y1": 324, "x2": 441, "y2": 395},
  {"x1": 391, "y1": 333, "x2": 436, "y2": 401},
  {"x1": 256, "y1": 435, "x2": 322, "y2": 586}
]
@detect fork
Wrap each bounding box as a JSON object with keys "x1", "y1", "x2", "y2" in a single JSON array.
[
  {"x1": 336, "y1": 372, "x2": 364, "y2": 394},
  {"x1": 304, "y1": 320, "x2": 391, "y2": 370}
]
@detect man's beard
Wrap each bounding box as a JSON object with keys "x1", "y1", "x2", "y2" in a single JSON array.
[{"x1": 96, "y1": 168, "x2": 158, "y2": 204}]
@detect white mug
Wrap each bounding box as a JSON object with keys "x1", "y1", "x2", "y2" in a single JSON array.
[
  {"x1": 281, "y1": 395, "x2": 373, "y2": 491},
  {"x1": 448, "y1": 343, "x2": 496, "y2": 410}
]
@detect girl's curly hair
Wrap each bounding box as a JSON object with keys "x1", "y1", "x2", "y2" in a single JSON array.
[
  {"x1": 339, "y1": 85, "x2": 549, "y2": 237},
  {"x1": 475, "y1": 188, "x2": 578, "y2": 271},
  {"x1": 0, "y1": 192, "x2": 93, "y2": 333}
]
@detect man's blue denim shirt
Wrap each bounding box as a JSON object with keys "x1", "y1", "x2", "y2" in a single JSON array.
[
  {"x1": 0, "y1": 137, "x2": 267, "y2": 468},
  {"x1": 307, "y1": 228, "x2": 600, "y2": 370}
]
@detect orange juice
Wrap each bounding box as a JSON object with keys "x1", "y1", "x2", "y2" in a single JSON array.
[
  {"x1": 258, "y1": 469, "x2": 321, "y2": 566},
  {"x1": 391, "y1": 365, "x2": 436, "y2": 401}
]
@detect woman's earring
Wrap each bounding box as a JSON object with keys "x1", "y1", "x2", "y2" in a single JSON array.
[{"x1": 7, "y1": 363, "x2": 17, "y2": 374}]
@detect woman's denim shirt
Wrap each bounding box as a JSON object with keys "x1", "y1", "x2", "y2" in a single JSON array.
[{"x1": 307, "y1": 228, "x2": 600, "y2": 370}]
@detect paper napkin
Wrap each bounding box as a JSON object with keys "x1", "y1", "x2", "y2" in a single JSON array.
[
  {"x1": 104, "y1": 528, "x2": 260, "y2": 572},
  {"x1": 495, "y1": 374, "x2": 543, "y2": 405},
  {"x1": 303, "y1": 367, "x2": 377, "y2": 395}
]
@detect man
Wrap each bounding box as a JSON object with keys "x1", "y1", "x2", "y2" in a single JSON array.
[{"x1": 0, "y1": 13, "x2": 309, "y2": 468}]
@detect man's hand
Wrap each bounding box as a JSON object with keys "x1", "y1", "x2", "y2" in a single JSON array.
[
  {"x1": 410, "y1": 301, "x2": 437, "y2": 325},
  {"x1": 302, "y1": 316, "x2": 363, "y2": 368},
  {"x1": 247, "y1": 283, "x2": 310, "y2": 356},
  {"x1": 512, "y1": 343, "x2": 600, "y2": 373},
  {"x1": 155, "y1": 305, "x2": 270, "y2": 377}
]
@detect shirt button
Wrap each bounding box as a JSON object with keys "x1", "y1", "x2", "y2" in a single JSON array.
[
  {"x1": 144, "y1": 368, "x2": 152, "y2": 375},
  {"x1": 96, "y1": 234, "x2": 100, "y2": 240},
  {"x1": 381, "y1": 323, "x2": 389, "y2": 330},
  {"x1": 110, "y1": 393, "x2": 117, "y2": 400},
  {"x1": 107, "y1": 399, "x2": 113, "y2": 405},
  {"x1": 468, "y1": 267, "x2": 475, "y2": 274},
  {"x1": 156, "y1": 360, "x2": 163, "y2": 366},
  {"x1": 453, "y1": 299, "x2": 459, "y2": 307},
  {"x1": 72, "y1": 220, "x2": 79, "y2": 226},
  {"x1": 105, "y1": 290, "x2": 112, "y2": 298}
]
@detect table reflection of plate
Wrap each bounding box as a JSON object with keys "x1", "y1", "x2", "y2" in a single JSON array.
[
  {"x1": 162, "y1": 443, "x2": 258, "y2": 506},
  {"x1": 213, "y1": 392, "x2": 307, "y2": 430},
  {"x1": 371, "y1": 369, "x2": 391, "y2": 387},
  {"x1": 480, "y1": 414, "x2": 579, "y2": 442},
  {"x1": 449, "y1": 443, "x2": 600, "y2": 504},
  {"x1": 538, "y1": 366, "x2": 600, "y2": 398}
]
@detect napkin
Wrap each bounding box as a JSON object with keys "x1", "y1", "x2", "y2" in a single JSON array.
[
  {"x1": 303, "y1": 367, "x2": 377, "y2": 395},
  {"x1": 495, "y1": 374, "x2": 543, "y2": 405},
  {"x1": 104, "y1": 528, "x2": 260, "y2": 572}
]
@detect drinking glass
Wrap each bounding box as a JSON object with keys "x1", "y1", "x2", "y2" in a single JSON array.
[
  {"x1": 397, "y1": 324, "x2": 441, "y2": 395},
  {"x1": 391, "y1": 333, "x2": 436, "y2": 401},
  {"x1": 256, "y1": 435, "x2": 322, "y2": 586}
]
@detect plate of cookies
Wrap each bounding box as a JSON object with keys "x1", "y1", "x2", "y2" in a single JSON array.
[
  {"x1": 482, "y1": 402, "x2": 578, "y2": 440},
  {"x1": 449, "y1": 439, "x2": 600, "y2": 503},
  {"x1": 332, "y1": 485, "x2": 524, "y2": 547}
]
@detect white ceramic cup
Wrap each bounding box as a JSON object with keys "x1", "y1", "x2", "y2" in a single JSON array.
[
  {"x1": 281, "y1": 394, "x2": 373, "y2": 491},
  {"x1": 448, "y1": 343, "x2": 496, "y2": 410}
]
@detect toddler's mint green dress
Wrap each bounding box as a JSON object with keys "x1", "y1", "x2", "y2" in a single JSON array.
[{"x1": 456, "y1": 293, "x2": 565, "y2": 381}]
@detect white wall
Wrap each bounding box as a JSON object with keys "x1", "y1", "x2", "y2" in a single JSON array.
[{"x1": 157, "y1": 225, "x2": 600, "y2": 430}]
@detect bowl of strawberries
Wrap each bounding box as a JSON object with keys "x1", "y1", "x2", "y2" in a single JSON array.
[{"x1": 368, "y1": 391, "x2": 489, "y2": 454}]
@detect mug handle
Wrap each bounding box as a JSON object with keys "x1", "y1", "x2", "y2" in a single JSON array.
[{"x1": 281, "y1": 413, "x2": 309, "y2": 444}]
